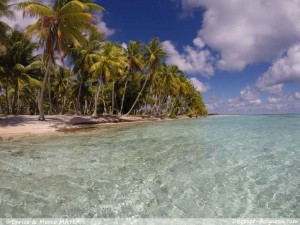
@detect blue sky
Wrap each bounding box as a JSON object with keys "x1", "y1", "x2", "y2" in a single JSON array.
[
  {"x1": 97, "y1": 0, "x2": 204, "y2": 45},
  {"x1": 95, "y1": 0, "x2": 300, "y2": 114},
  {"x1": 5, "y1": 0, "x2": 300, "y2": 114}
]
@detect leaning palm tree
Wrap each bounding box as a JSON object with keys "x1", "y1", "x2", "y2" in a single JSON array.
[
  {"x1": 18, "y1": 0, "x2": 103, "y2": 120},
  {"x1": 165, "y1": 65, "x2": 182, "y2": 115},
  {"x1": 125, "y1": 38, "x2": 167, "y2": 115},
  {"x1": 154, "y1": 64, "x2": 180, "y2": 115},
  {"x1": 70, "y1": 30, "x2": 103, "y2": 115},
  {"x1": 89, "y1": 42, "x2": 127, "y2": 117},
  {"x1": 173, "y1": 74, "x2": 190, "y2": 115},
  {"x1": 120, "y1": 41, "x2": 144, "y2": 114}
]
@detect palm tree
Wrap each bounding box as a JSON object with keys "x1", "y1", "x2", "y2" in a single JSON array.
[
  {"x1": 119, "y1": 41, "x2": 144, "y2": 114},
  {"x1": 71, "y1": 76, "x2": 93, "y2": 115},
  {"x1": 125, "y1": 38, "x2": 167, "y2": 115},
  {"x1": 89, "y1": 42, "x2": 127, "y2": 117},
  {"x1": 18, "y1": 0, "x2": 103, "y2": 120},
  {"x1": 70, "y1": 30, "x2": 103, "y2": 114},
  {"x1": 185, "y1": 83, "x2": 207, "y2": 116},
  {"x1": 173, "y1": 74, "x2": 190, "y2": 115},
  {"x1": 52, "y1": 65, "x2": 73, "y2": 114},
  {"x1": 154, "y1": 64, "x2": 180, "y2": 115},
  {"x1": 0, "y1": 30, "x2": 42, "y2": 114}
]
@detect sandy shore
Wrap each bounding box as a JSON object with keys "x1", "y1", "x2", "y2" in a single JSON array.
[{"x1": 0, "y1": 115, "x2": 185, "y2": 139}]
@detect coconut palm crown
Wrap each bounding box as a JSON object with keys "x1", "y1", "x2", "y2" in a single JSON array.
[{"x1": 17, "y1": 0, "x2": 103, "y2": 120}]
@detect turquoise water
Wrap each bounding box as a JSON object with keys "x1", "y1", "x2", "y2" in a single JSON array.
[{"x1": 0, "y1": 115, "x2": 299, "y2": 218}]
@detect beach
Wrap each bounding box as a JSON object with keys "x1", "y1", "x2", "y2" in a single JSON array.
[{"x1": 0, "y1": 115, "x2": 183, "y2": 139}]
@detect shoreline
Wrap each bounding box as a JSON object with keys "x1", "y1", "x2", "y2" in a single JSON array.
[{"x1": 0, "y1": 114, "x2": 194, "y2": 139}]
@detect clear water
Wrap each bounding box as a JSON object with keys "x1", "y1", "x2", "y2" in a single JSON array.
[{"x1": 0, "y1": 115, "x2": 299, "y2": 218}]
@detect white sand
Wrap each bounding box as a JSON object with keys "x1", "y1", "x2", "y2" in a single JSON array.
[
  {"x1": 0, "y1": 115, "x2": 63, "y2": 138},
  {"x1": 0, "y1": 115, "x2": 182, "y2": 138}
]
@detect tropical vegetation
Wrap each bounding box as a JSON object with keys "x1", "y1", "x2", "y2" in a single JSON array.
[{"x1": 0, "y1": 0, "x2": 207, "y2": 119}]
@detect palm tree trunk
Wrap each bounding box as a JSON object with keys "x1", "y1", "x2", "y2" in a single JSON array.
[
  {"x1": 61, "y1": 93, "x2": 67, "y2": 115},
  {"x1": 92, "y1": 81, "x2": 101, "y2": 118},
  {"x1": 60, "y1": 95, "x2": 64, "y2": 115},
  {"x1": 38, "y1": 59, "x2": 52, "y2": 121},
  {"x1": 84, "y1": 99, "x2": 88, "y2": 115},
  {"x1": 120, "y1": 73, "x2": 129, "y2": 115},
  {"x1": 102, "y1": 84, "x2": 108, "y2": 114},
  {"x1": 75, "y1": 75, "x2": 83, "y2": 115},
  {"x1": 17, "y1": 86, "x2": 20, "y2": 114},
  {"x1": 111, "y1": 81, "x2": 115, "y2": 115},
  {"x1": 88, "y1": 99, "x2": 92, "y2": 115},
  {"x1": 35, "y1": 90, "x2": 39, "y2": 115},
  {"x1": 12, "y1": 78, "x2": 18, "y2": 114},
  {"x1": 156, "y1": 92, "x2": 163, "y2": 115},
  {"x1": 48, "y1": 72, "x2": 52, "y2": 115},
  {"x1": 114, "y1": 86, "x2": 120, "y2": 114},
  {"x1": 125, "y1": 74, "x2": 149, "y2": 116},
  {"x1": 61, "y1": 74, "x2": 70, "y2": 115},
  {"x1": 151, "y1": 94, "x2": 158, "y2": 115},
  {"x1": 168, "y1": 96, "x2": 179, "y2": 116},
  {"x1": 5, "y1": 75, "x2": 9, "y2": 114}
]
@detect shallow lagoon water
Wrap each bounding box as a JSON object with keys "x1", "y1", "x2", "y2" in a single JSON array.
[{"x1": 0, "y1": 115, "x2": 299, "y2": 218}]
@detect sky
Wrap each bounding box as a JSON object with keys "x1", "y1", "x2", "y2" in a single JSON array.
[{"x1": 4, "y1": 0, "x2": 300, "y2": 114}]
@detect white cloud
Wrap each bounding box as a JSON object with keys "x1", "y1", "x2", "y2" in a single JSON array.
[
  {"x1": 206, "y1": 86, "x2": 266, "y2": 113},
  {"x1": 248, "y1": 99, "x2": 262, "y2": 106},
  {"x1": 95, "y1": 13, "x2": 115, "y2": 37},
  {"x1": 1, "y1": 8, "x2": 37, "y2": 31},
  {"x1": 268, "y1": 97, "x2": 279, "y2": 104},
  {"x1": 295, "y1": 92, "x2": 300, "y2": 100},
  {"x1": 189, "y1": 77, "x2": 210, "y2": 93},
  {"x1": 256, "y1": 43, "x2": 300, "y2": 94},
  {"x1": 238, "y1": 86, "x2": 262, "y2": 107},
  {"x1": 193, "y1": 37, "x2": 205, "y2": 48},
  {"x1": 263, "y1": 94, "x2": 300, "y2": 113},
  {"x1": 239, "y1": 86, "x2": 260, "y2": 101},
  {"x1": 162, "y1": 40, "x2": 215, "y2": 77},
  {"x1": 206, "y1": 93, "x2": 300, "y2": 114},
  {"x1": 257, "y1": 84, "x2": 284, "y2": 95},
  {"x1": 121, "y1": 42, "x2": 128, "y2": 49},
  {"x1": 179, "y1": 0, "x2": 300, "y2": 71},
  {"x1": 162, "y1": 41, "x2": 190, "y2": 71},
  {"x1": 205, "y1": 96, "x2": 226, "y2": 113}
]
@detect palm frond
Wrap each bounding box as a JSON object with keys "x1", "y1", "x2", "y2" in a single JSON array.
[
  {"x1": 61, "y1": 13, "x2": 94, "y2": 26},
  {"x1": 25, "y1": 61, "x2": 44, "y2": 70},
  {"x1": 0, "y1": 0, "x2": 14, "y2": 19},
  {"x1": 21, "y1": 73, "x2": 41, "y2": 88},
  {"x1": 60, "y1": 1, "x2": 88, "y2": 14},
  {"x1": 90, "y1": 61, "x2": 102, "y2": 73},
  {"x1": 85, "y1": 3, "x2": 104, "y2": 12},
  {"x1": 0, "y1": 9, "x2": 14, "y2": 19},
  {"x1": 0, "y1": 21, "x2": 12, "y2": 43},
  {"x1": 24, "y1": 21, "x2": 44, "y2": 39},
  {"x1": 0, "y1": 66, "x2": 5, "y2": 74},
  {"x1": 59, "y1": 25, "x2": 87, "y2": 46},
  {"x1": 88, "y1": 26, "x2": 104, "y2": 41},
  {"x1": 58, "y1": 29, "x2": 80, "y2": 49},
  {"x1": 88, "y1": 53, "x2": 102, "y2": 61},
  {"x1": 17, "y1": 1, "x2": 53, "y2": 17},
  {"x1": 13, "y1": 63, "x2": 25, "y2": 72}
]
